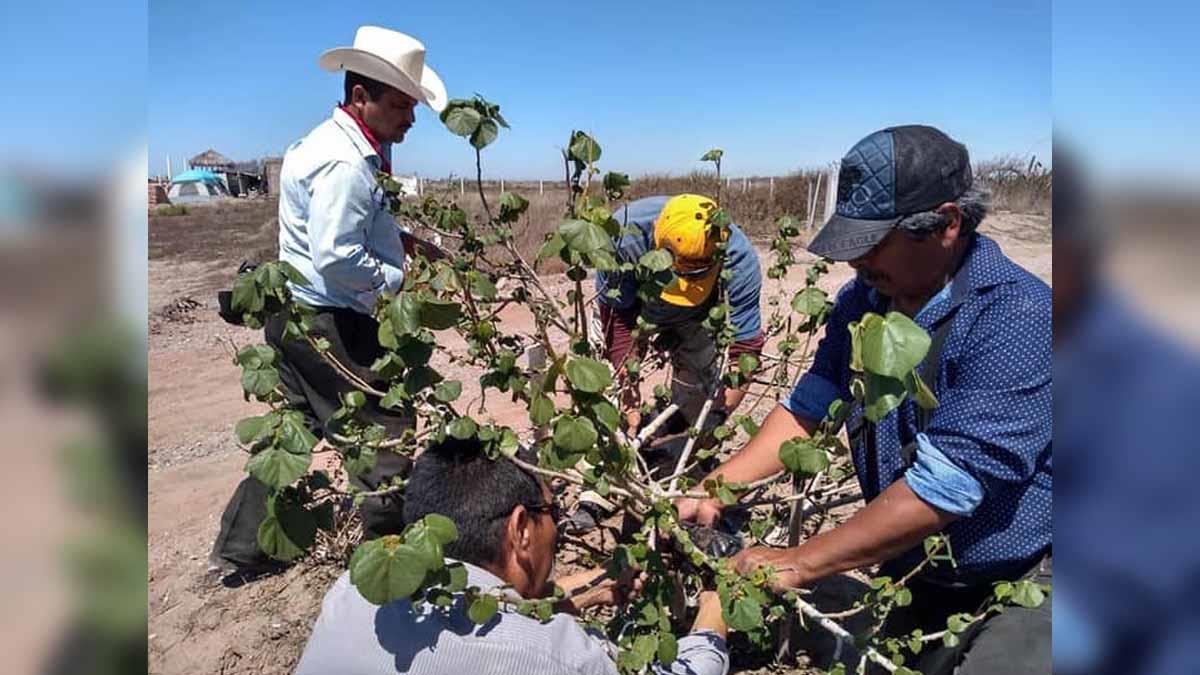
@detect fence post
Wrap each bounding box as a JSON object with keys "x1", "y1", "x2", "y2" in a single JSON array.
[
  {"x1": 539, "y1": 180, "x2": 544, "y2": 195},
  {"x1": 500, "y1": 178, "x2": 505, "y2": 193},
  {"x1": 460, "y1": 177, "x2": 465, "y2": 196},
  {"x1": 769, "y1": 176, "x2": 775, "y2": 200},
  {"x1": 743, "y1": 177, "x2": 748, "y2": 192},
  {"x1": 822, "y1": 163, "x2": 840, "y2": 225}
]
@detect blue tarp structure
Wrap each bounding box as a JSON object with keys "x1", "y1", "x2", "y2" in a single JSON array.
[
  {"x1": 170, "y1": 168, "x2": 224, "y2": 184},
  {"x1": 168, "y1": 168, "x2": 230, "y2": 203}
]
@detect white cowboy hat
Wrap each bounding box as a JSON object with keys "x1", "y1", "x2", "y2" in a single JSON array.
[{"x1": 318, "y1": 26, "x2": 447, "y2": 112}]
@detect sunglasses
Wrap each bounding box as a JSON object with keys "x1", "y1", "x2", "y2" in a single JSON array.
[
  {"x1": 674, "y1": 263, "x2": 714, "y2": 279},
  {"x1": 488, "y1": 499, "x2": 563, "y2": 522}
]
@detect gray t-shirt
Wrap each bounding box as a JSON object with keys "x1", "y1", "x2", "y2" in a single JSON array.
[{"x1": 296, "y1": 562, "x2": 729, "y2": 675}]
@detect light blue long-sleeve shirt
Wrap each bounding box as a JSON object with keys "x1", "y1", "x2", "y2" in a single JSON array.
[
  {"x1": 296, "y1": 562, "x2": 729, "y2": 675},
  {"x1": 278, "y1": 107, "x2": 407, "y2": 314}
]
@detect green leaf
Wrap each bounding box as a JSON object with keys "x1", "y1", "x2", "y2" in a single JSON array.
[
  {"x1": 657, "y1": 631, "x2": 678, "y2": 664},
  {"x1": 441, "y1": 105, "x2": 482, "y2": 137},
  {"x1": 422, "y1": 513, "x2": 459, "y2": 546},
  {"x1": 447, "y1": 417, "x2": 478, "y2": 440},
  {"x1": 468, "y1": 272, "x2": 498, "y2": 301},
  {"x1": 858, "y1": 312, "x2": 932, "y2": 379},
  {"x1": 444, "y1": 562, "x2": 468, "y2": 592},
  {"x1": 530, "y1": 395, "x2": 555, "y2": 426},
  {"x1": 433, "y1": 380, "x2": 463, "y2": 403},
  {"x1": 602, "y1": 171, "x2": 630, "y2": 196},
  {"x1": 349, "y1": 537, "x2": 429, "y2": 605},
  {"x1": 1010, "y1": 580, "x2": 1046, "y2": 608},
  {"x1": 778, "y1": 438, "x2": 830, "y2": 476},
  {"x1": 565, "y1": 357, "x2": 612, "y2": 393},
  {"x1": 906, "y1": 369, "x2": 939, "y2": 409},
  {"x1": 470, "y1": 118, "x2": 499, "y2": 149},
  {"x1": 947, "y1": 613, "x2": 972, "y2": 633},
  {"x1": 344, "y1": 390, "x2": 367, "y2": 408},
  {"x1": 343, "y1": 444, "x2": 377, "y2": 477},
  {"x1": 638, "y1": 248, "x2": 674, "y2": 272},
  {"x1": 388, "y1": 293, "x2": 423, "y2": 336},
  {"x1": 468, "y1": 594, "x2": 499, "y2": 624},
  {"x1": 738, "y1": 353, "x2": 759, "y2": 376},
  {"x1": 231, "y1": 274, "x2": 265, "y2": 314},
  {"x1": 257, "y1": 514, "x2": 306, "y2": 561},
  {"x1": 700, "y1": 148, "x2": 724, "y2": 162},
  {"x1": 241, "y1": 367, "x2": 280, "y2": 398},
  {"x1": 716, "y1": 484, "x2": 737, "y2": 505},
  {"x1": 235, "y1": 413, "x2": 277, "y2": 444},
  {"x1": 245, "y1": 445, "x2": 311, "y2": 489},
  {"x1": 498, "y1": 191, "x2": 529, "y2": 221},
  {"x1": 559, "y1": 219, "x2": 613, "y2": 255},
  {"x1": 380, "y1": 385, "x2": 405, "y2": 410},
  {"x1": 863, "y1": 372, "x2": 909, "y2": 422},
  {"x1": 553, "y1": 415, "x2": 598, "y2": 454},
  {"x1": 278, "y1": 413, "x2": 318, "y2": 454},
  {"x1": 568, "y1": 131, "x2": 602, "y2": 163},
  {"x1": 419, "y1": 298, "x2": 462, "y2": 330},
  {"x1": 257, "y1": 493, "x2": 318, "y2": 561},
  {"x1": 591, "y1": 400, "x2": 620, "y2": 433},
  {"x1": 894, "y1": 587, "x2": 913, "y2": 607},
  {"x1": 278, "y1": 261, "x2": 310, "y2": 286},
  {"x1": 725, "y1": 595, "x2": 764, "y2": 632},
  {"x1": 791, "y1": 286, "x2": 828, "y2": 316},
  {"x1": 537, "y1": 233, "x2": 567, "y2": 261}
]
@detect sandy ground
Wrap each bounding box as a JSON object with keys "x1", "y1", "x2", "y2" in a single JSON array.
[{"x1": 147, "y1": 198, "x2": 1050, "y2": 674}]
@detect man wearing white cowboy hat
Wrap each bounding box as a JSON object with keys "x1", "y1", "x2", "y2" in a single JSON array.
[{"x1": 210, "y1": 26, "x2": 449, "y2": 574}]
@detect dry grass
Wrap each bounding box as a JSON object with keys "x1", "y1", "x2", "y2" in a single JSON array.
[
  {"x1": 414, "y1": 155, "x2": 1051, "y2": 267},
  {"x1": 976, "y1": 155, "x2": 1052, "y2": 215}
]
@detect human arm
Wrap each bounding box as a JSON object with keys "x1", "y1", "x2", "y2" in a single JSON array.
[
  {"x1": 307, "y1": 161, "x2": 405, "y2": 298},
  {"x1": 643, "y1": 591, "x2": 729, "y2": 675},
  {"x1": 551, "y1": 565, "x2": 642, "y2": 615},
  {"x1": 675, "y1": 404, "x2": 821, "y2": 525},
  {"x1": 732, "y1": 478, "x2": 958, "y2": 589},
  {"x1": 400, "y1": 229, "x2": 447, "y2": 262},
  {"x1": 720, "y1": 331, "x2": 766, "y2": 413}
]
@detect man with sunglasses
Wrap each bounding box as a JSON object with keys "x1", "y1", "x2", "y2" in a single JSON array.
[
  {"x1": 677, "y1": 126, "x2": 1052, "y2": 674},
  {"x1": 296, "y1": 436, "x2": 730, "y2": 675},
  {"x1": 564, "y1": 194, "x2": 764, "y2": 532}
]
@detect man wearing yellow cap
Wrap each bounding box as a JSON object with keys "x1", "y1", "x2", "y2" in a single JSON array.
[
  {"x1": 563, "y1": 194, "x2": 764, "y2": 532},
  {"x1": 597, "y1": 193, "x2": 765, "y2": 442}
]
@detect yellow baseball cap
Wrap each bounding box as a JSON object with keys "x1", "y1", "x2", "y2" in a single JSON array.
[{"x1": 652, "y1": 194, "x2": 726, "y2": 307}]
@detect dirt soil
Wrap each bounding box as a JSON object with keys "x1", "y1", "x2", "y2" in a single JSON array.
[{"x1": 147, "y1": 198, "x2": 1051, "y2": 674}]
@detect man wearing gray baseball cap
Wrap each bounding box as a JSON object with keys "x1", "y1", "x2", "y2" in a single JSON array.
[{"x1": 678, "y1": 126, "x2": 1052, "y2": 674}]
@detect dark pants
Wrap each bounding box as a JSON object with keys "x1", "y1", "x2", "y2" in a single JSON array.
[
  {"x1": 870, "y1": 556, "x2": 1053, "y2": 675},
  {"x1": 210, "y1": 307, "x2": 413, "y2": 567}
]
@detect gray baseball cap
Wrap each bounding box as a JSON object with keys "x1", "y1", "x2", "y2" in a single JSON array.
[{"x1": 809, "y1": 125, "x2": 973, "y2": 261}]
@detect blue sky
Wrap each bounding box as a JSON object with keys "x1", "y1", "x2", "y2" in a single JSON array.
[
  {"x1": 142, "y1": 1, "x2": 1050, "y2": 180},
  {"x1": 0, "y1": 2, "x2": 146, "y2": 175}
]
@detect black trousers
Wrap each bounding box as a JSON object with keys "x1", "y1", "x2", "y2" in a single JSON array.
[
  {"x1": 870, "y1": 556, "x2": 1053, "y2": 675},
  {"x1": 210, "y1": 307, "x2": 413, "y2": 566}
]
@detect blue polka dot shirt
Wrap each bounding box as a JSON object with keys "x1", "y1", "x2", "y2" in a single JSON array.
[{"x1": 784, "y1": 234, "x2": 1052, "y2": 581}]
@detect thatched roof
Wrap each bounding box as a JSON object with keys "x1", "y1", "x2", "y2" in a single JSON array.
[{"x1": 189, "y1": 148, "x2": 234, "y2": 169}]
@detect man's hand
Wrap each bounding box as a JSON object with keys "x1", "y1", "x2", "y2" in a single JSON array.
[
  {"x1": 401, "y1": 231, "x2": 447, "y2": 261},
  {"x1": 674, "y1": 496, "x2": 724, "y2": 527},
  {"x1": 553, "y1": 566, "x2": 644, "y2": 614},
  {"x1": 732, "y1": 546, "x2": 809, "y2": 591}
]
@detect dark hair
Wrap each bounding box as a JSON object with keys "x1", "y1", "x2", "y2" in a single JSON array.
[
  {"x1": 402, "y1": 436, "x2": 543, "y2": 567},
  {"x1": 343, "y1": 71, "x2": 390, "y2": 105},
  {"x1": 895, "y1": 183, "x2": 991, "y2": 240}
]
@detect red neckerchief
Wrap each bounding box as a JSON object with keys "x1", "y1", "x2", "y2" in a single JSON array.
[{"x1": 338, "y1": 104, "x2": 392, "y2": 174}]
